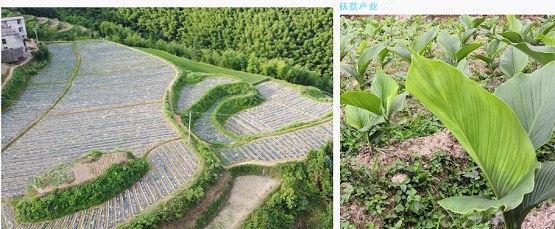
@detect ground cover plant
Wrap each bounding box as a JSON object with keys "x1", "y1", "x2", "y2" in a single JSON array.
[{"x1": 340, "y1": 14, "x2": 555, "y2": 228}]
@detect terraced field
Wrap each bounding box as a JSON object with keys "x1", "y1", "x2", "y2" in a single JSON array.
[
  {"x1": 1, "y1": 141, "x2": 197, "y2": 229},
  {"x1": 192, "y1": 96, "x2": 236, "y2": 145},
  {"x1": 224, "y1": 81, "x2": 332, "y2": 136},
  {"x1": 176, "y1": 76, "x2": 237, "y2": 112},
  {"x1": 218, "y1": 121, "x2": 332, "y2": 163},
  {"x1": 1, "y1": 43, "x2": 75, "y2": 147},
  {"x1": 1, "y1": 42, "x2": 195, "y2": 228}
]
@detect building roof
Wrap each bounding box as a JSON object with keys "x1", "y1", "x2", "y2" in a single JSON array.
[{"x1": 1, "y1": 16, "x2": 25, "y2": 21}]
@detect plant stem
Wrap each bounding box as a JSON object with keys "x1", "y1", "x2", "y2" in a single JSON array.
[{"x1": 503, "y1": 210, "x2": 518, "y2": 229}]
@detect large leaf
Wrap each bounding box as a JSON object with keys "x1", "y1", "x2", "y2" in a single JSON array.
[
  {"x1": 494, "y1": 61, "x2": 555, "y2": 149},
  {"x1": 388, "y1": 46, "x2": 412, "y2": 63},
  {"x1": 345, "y1": 105, "x2": 371, "y2": 130},
  {"x1": 500, "y1": 46, "x2": 529, "y2": 77},
  {"x1": 390, "y1": 92, "x2": 408, "y2": 117},
  {"x1": 412, "y1": 27, "x2": 438, "y2": 54},
  {"x1": 340, "y1": 91, "x2": 382, "y2": 115},
  {"x1": 340, "y1": 64, "x2": 358, "y2": 78},
  {"x1": 499, "y1": 38, "x2": 555, "y2": 65},
  {"x1": 439, "y1": 163, "x2": 539, "y2": 214},
  {"x1": 370, "y1": 70, "x2": 398, "y2": 118},
  {"x1": 406, "y1": 52, "x2": 538, "y2": 200},
  {"x1": 456, "y1": 58, "x2": 470, "y2": 77},
  {"x1": 499, "y1": 31, "x2": 523, "y2": 43},
  {"x1": 437, "y1": 31, "x2": 460, "y2": 61},
  {"x1": 340, "y1": 33, "x2": 354, "y2": 60},
  {"x1": 512, "y1": 161, "x2": 555, "y2": 226},
  {"x1": 535, "y1": 34, "x2": 555, "y2": 46},
  {"x1": 358, "y1": 42, "x2": 387, "y2": 76},
  {"x1": 507, "y1": 15, "x2": 523, "y2": 34},
  {"x1": 455, "y1": 43, "x2": 483, "y2": 63},
  {"x1": 486, "y1": 39, "x2": 506, "y2": 60}
]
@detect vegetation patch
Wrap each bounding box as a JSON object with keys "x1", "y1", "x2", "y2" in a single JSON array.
[{"x1": 12, "y1": 150, "x2": 149, "y2": 223}]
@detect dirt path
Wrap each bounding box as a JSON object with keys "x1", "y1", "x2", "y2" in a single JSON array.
[
  {"x1": 48, "y1": 19, "x2": 59, "y2": 28},
  {"x1": 207, "y1": 175, "x2": 279, "y2": 229},
  {"x1": 160, "y1": 171, "x2": 231, "y2": 229},
  {"x1": 58, "y1": 22, "x2": 72, "y2": 32},
  {"x1": 36, "y1": 17, "x2": 47, "y2": 24},
  {"x1": 1, "y1": 54, "x2": 34, "y2": 89}
]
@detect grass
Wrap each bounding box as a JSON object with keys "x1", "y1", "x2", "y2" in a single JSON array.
[{"x1": 137, "y1": 48, "x2": 268, "y2": 84}]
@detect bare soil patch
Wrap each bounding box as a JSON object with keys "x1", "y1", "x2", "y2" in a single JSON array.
[
  {"x1": 522, "y1": 202, "x2": 555, "y2": 229},
  {"x1": 58, "y1": 21, "x2": 72, "y2": 32},
  {"x1": 160, "y1": 171, "x2": 232, "y2": 229},
  {"x1": 1, "y1": 63, "x2": 9, "y2": 75},
  {"x1": 36, "y1": 17, "x2": 47, "y2": 24},
  {"x1": 207, "y1": 175, "x2": 279, "y2": 229},
  {"x1": 48, "y1": 19, "x2": 59, "y2": 28},
  {"x1": 34, "y1": 152, "x2": 129, "y2": 195}
]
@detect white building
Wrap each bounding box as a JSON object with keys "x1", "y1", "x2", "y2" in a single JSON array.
[
  {"x1": 1, "y1": 16, "x2": 28, "y2": 63},
  {"x1": 1, "y1": 16, "x2": 27, "y2": 39}
]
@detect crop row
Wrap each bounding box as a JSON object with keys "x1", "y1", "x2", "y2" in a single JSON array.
[
  {"x1": 224, "y1": 81, "x2": 332, "y2": 136},
  {"x1": 30, "y1": 43, "x2": 76, "y2": 84},
  {"x1": 1, "y1": 141, "x2": 198, "y2": 229},
  {"x1": 77, "y1": 42, "x2": 166, "y2": 75},
  {"x1": 1, "y1": 43, "x2": 76, "y2": 147},
  {"x1": 192, "y1": 97, "x2": 236, "y2": 145},
  {"x1": 49, "y1": 66, "x2": 174, "y2": 115},
  {"x1": 1, "y1": 84, "x2": 66, "y2": 147},
  {"x1": 176, "y1": 76, "x2": 237, "y2": 112},
  {"x1": 2, "y1": 141, "x2": 198, "y2": 229},
  {"x1": 217, "y1": 120, "x2": 332, "y2": 163},
  {"x1": 1, "y1": 103, "x2": 178, "y2": 197}
]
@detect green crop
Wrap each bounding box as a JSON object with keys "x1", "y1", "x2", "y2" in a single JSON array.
[{"x1": 406, "y1": 52, "x2": 555, "y2": 229}]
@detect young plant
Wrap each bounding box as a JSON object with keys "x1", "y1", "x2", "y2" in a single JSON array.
[
  {"x1": 498, "y1": 15, "x2": 555, "y2": 65},
  {"x1": 340, "y1": 42, "x2": 387, "y2": 90},
  {"x1": 388, "y1": 26, "x2": 439, "y2": 63},
  {"x1": 406, "y1": 52, "x2": 555, "y2": 229},
  {"x1": 455, "y1": 15, "x2": 485, "y2": 45},
  {"x1": 473, "y1": 39, "x2": 506, "y2": 74},
  {"x1": 340, "y1": 70, "x2": 407, "y2": 145},
  {"x1": 437, "y1": 31, "x2": 483, "y2": 66},
  {"x1": 499, "y1": 45, "x2": 529, "y2": 77},
  {"x1": 344, "y1": 105, "x2": 385, "y2": 148}
]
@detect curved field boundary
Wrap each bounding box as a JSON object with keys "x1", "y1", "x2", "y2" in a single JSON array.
[
  {"x1": 1, "y1": 43, "x2": 80, "y2": 151},
  {"x1": 176, "y1": 76, "x2": 237, "y2": 112},
  {"x1": 224, "y1": 81, "x2": 332, "y2": 136},
  {"x1": 193, "y1": 96, "x2": 237, "y2": 145},
  {"x1": 217, "y1": 120, "x2": 332, "y2": 163},
  {"x1": 1, "y1": 140, "x2": 199, "y2": 229}
]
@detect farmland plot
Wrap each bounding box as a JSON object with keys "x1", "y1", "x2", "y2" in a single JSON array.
[
  {"x1": 1, "y1": 103, "x2": 177, "y2": 197},
  {"x1": 49, "y1": 66, "x2": 174, "y2": 115},
  {"x1": 176, "y1": 76, "x2": 237, "y2": 112},
  {"x1": 192, "y1": 96, "x2": 236, "y2": 145},
  {"x1": 224, "y1": 81, "x2": 332, "y2": 136},
  {"x1": 217, "y1": 120, "x2": 332, "y2": 163},
  {"x1": 1, "y1": 43, "x2": 75, "y2": 147},
  {"x1": 1, "y1": 141, "x2": 198, "y2": 229},
  {"x1": 77, "y1": 42, "x2": 167, "y2": 75}
]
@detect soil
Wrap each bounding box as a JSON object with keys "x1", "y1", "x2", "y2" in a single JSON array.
[
  {"x1": 34, "y1": 152, "x2": 129, "y2": 195},
  {"x1": 58, "y1": 22, "x2": 71, "y2": 32},
  {"x1": 160, "y1": 171, "x2": 232, "y2": 229},
  {"x1": 36, "y1": 17, "x2": 47, "y2": 24},
  {"x1": 522, "y1": 202, "x2": 555, "y2": 229},
  {"x1": 1, "y1": 63, "x2": 9, "y2": 75},
  {"x1": 48, "y1": 19, "x2": 59, "y2": 28},
  {"x1": 206, "y1": 175, "x2": 279, "y2": 229}
]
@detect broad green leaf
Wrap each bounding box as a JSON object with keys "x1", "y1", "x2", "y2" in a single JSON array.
[
  {"x1": 412, "y1": 27, "x2": 438, "y2": 54},
  {"x1": 534, "y1": 22, "x2": 555, "y2": 38},
  {"x1": 378, "y1": 46, "x2": 390, "y2": 65},
  {"x1": 390, "y1": 92, "x2": 408, "y2": 117},
  {"x1": 357, "y1": 41, "x2": 368, "y2": 55},
  {"x1": 460, "y1": 28, "x2": 476, "y2": 44},
  {"x1": 340, "y1": 64, "x2": 358, "y2": 78},
  {"x1": 471, "y1": 17, "x2": 486, "y2": 29},
  {"x1": 358, "y1": 42, "x2": 387, "y2": 76},
  {"x1": 371, "y1": 70, "x2": 398, "y2": 118},
  {"x1": 345, "y1": 105, "x2": 371, "y2": 130},
  {"x1": 455, "y1": 43, "x2": 483, "y2": 63},
  {"x1": 512, "y1": 161, "x2": 555, "y2": 226},
  {"x1": 341, "y1": 33, "x2": 354, "y2": 60},
  {"x1": 340, "y1": 91, "x2": 382, "y2": 115},
  {"x1": 459, "y1": 15, "x2": 474, "y2": 30},
  {"x1": 456, "y1": 58, "x2": 470, "y2": 77},
  {"x1": 499, "y1": 31, "x2": 524, "y2": 43},
  {"x1": 522, "y1": 21, "x2": 537, "y2": 37},
  {"x1": 473, "y1": 54, "x2": 492, "y2": 64},
  {"x1": 366, "y1": 24, "x2": 376, "y2": 36},
  {"x1": 360, "y1": 115, "x2": 385, "y2": 132},
  {"x1": 388, "y1": 46, "x2": 412, "y2": 63},
  {"x1": 500, "y1": 46, "x2": 529, "y2": 77},
  {"x1": 439, "y1": 163, "x2": 540, "y2": 214},
  {"x1": 487, "y1": 39, "x2": 506, "y2": 59},
  {"x1": 406, "y1": 52, "x2": 537, "y2": 199},
  {"x1": 535, "y1": 34, "x2": 555, "y2": 46},
  {"x1": 506, "y1": 41, "x2": 555, "y2": 65},
  {"x1": 507, "y1": 15, "x2": 523, "y2": 34},
  {"x1": 437, "y1": 31, "x2": 460, "y2": 61},
  {"x1": 494, "y1": 61, "x2": 555, "y2": 149}
]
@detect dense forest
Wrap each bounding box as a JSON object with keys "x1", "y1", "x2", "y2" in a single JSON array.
[{"x1": 13, "y1": 8, "x2": 333, "y2": 92}]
